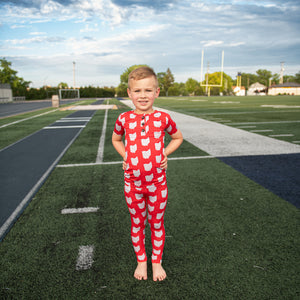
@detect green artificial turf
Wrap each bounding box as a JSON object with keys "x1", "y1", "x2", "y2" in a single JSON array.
[
  {"x1": 0, "y1": 96, "x2": 299, "y2": 298},
  {"x1": 0, "y1": 158, "x2": 299, "y2": 299}
]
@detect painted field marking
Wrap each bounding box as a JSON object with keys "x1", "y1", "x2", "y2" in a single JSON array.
[
  {"x1": 96, "y1": 108, "x2": 108, "y2": 163},
  {"x1": 61, "y1": 207, "x2": 99, "y2": 214},
  {"x1": 250, "y1": 130, "x2": 273, "y2": 133},
  {"x1": 293, "y1": 141, "x2": 300, "y2": 144},
  {"x1": 269, "y1": 134, "x2": 294, "y2": 137},
  {"x1": 0, "y1": 123, "x2": 87, "y2": 240},
  {"x1": 76, "y1": 245, "x2": 95, "y2": 270},
  {"x1": 55, "y1": 118, "x2": 90, "y2": 123},
  {"x1": 43, "y1": 125, "x2": 86, "y2": 129},
  {"x1": 228, "y1": 120, "x2": 300, "y2": 125},
  {"x1": 236, "y1": 126, "x2": 257, "y2": 129},
  {"x1": 0, "y1": 109, "x2": 58, "y2": 129}
]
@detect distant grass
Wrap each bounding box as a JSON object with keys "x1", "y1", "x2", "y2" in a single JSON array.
[
  {"x1": 155, "y1": 95, "x2": 300, "y2": 115},
  {"x1": 155, "y1": 95, "x2": 300, "y2": 144},
  {"x1": 0, "y1": 158, "x2": 298, "y2": 298}
]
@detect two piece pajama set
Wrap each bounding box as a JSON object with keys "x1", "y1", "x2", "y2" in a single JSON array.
[{"x1": 114, "y1": 110, "x2": 178, "y2": 263}]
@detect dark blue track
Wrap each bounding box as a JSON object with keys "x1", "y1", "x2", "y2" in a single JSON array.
[
  {"x1": 219, "y1": 153, "x2": 300, "y2": 208},
  {"x1": 0, "y1": 101, "x2": 104, "y2": 240}
]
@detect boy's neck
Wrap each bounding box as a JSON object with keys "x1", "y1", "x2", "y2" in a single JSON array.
[{"x1": 134, "y1": 108, "x2": 155, "y2": 115}]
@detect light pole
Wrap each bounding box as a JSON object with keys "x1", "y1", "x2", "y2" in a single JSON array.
[{"x1": 73, "y1": 61, "x2": 76, "y2": 88}]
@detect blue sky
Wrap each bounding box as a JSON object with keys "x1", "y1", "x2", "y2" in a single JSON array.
[{"x1": 0, "y1": 0, "x2": 299, "y2": 88}]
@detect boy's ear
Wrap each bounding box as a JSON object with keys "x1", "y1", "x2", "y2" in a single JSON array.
[
  {"x1": 156, "y1": 87, "x2": 160, "y2": 97},
  {"x1": 127, "y1": 88, "x2": 131, "y2": 97}
]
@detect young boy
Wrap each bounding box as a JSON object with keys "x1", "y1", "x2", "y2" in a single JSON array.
[{"x1": 112, "y1": 67, "x2": 183, "y2": 281}]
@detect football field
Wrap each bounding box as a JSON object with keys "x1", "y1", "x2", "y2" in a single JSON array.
[{"x1": 0, "y1": 96, "x2": 299, "y2": 299}]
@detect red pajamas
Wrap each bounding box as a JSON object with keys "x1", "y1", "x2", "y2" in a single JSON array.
[{"x1": 114, "y1": 110, "x2": 178, "y2": 263}]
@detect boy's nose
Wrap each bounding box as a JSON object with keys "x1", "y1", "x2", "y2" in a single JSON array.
[{"x1": 141, "y1": 91, "x2": 146, "y2": 97}]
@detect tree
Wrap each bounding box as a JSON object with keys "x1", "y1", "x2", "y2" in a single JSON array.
[
  {"x1": 295, "y1": 71, "x2": 300, "y2": 84},
  {"x1": 117, "y1": 64, "x2": 149, "y2": 97},
  {"x1": 0, "y1": 58, "x2": 31, "y2": 96},
  {"x1": 120, "y1": 64, "x2": 149, "y2": 87},
  {"x1": 163, "y1": 68, "x2": 174, "y2": 96},
  {"x1": 256, "y1": 69, "x2": 272, "y2": 86},
  {"x1": 157, "y1": 68, "x2": 174, "y2": 96},
  {"x1": 201, "y1": 72, "x2": 233, "y2": 95},
  {"x1": 185, "y1": 78, "x2": 199, "y2": 95},
  {"x1": 58, "y1": 82, "x2": 68, "y2": 88}
]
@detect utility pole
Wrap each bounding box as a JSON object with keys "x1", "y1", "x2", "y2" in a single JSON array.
[
  {"x1": 73, "y1": 61, "x2": 76, "y2": 88},
  {"x1": 206, "y1": 62, "x2": 209, "y2": 96},
  {"x1": 279, "y1": 62, "x2": 285, "y2": 84}
]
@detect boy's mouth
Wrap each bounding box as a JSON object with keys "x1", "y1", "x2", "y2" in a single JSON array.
[{"x1": 138, "y1": 100, "x2": 148, "y2": 105}]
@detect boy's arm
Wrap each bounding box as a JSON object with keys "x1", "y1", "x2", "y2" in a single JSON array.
[
  {"x1": 112, "y1": 132, "x2": 125, "y2": 158},
  {"x1": 112, "y1": 132, "x2": 127, "y2": 170},
  {"x1": 161, "y1": 129, "x2": 183, "y2": 169}
]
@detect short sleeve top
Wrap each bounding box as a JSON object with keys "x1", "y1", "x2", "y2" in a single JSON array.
[{"x1": 114, "y1": 110, "x2": 178, "y2": 183}]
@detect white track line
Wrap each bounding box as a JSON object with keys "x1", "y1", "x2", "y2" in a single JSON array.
[
  {"x1": 76, "y1": 245, "x2": 94, "y2": 270},
  {"x1": 43, "y1": 125, "x2": 86, "y2": 129},
  {"x1": 0, "y1": 109, "x2": 58, "y2": 129},
  {"x1": 0, "y1": 124, "x2": 87, "y2": 240},
  {"x1": 55, "y1": 119, "x2": 90, "y2": 123},
  {"x1": 96, "y1": 108, "x2": 108, "y2": 163},
  {"x1": 61, "y1": 207, "x2": 99, "y2": 214}
]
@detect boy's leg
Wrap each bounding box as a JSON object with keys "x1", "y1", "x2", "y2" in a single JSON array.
[
  {"x1": 148, "y1": 184, "x2": 168, "y2": 263},
  {"x1": 147, "y1": 183, "x2": 168, "y2": 281},
  {"x1": 124, "y1": 183, "x2": 148, "y2": 279}
]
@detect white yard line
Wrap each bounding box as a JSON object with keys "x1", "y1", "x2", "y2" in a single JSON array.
[
  {"x1": 96, "y1": 108, "x2": 108, "y2": 163},
  {"x1": 76, "y1": 245, "x2": 95, "y2": 270},
  {"x1": 227, "y1": 120, "x2": 300, "y2": 125},
  {"x1": 269, "y1": 134, "x2": 294, "y2": 137},
  {"x1": 61, "y1": 207, "x2": 99, "y2": 214},
  {"x1": 250, "y1": 130, "x2": 273, "y2": 132}
]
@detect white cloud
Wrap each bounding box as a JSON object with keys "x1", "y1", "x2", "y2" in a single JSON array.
[
  {"x1": 0, "y1": 0, "x2": 299, "y2": 87},
  {"x1": 202, "y1": 40, "x2": 224, "y2": 48}
]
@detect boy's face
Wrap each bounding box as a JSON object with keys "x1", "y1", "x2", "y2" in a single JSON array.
[{"x1": 127, "y1": 76, "x2": 160, "y2": 114}]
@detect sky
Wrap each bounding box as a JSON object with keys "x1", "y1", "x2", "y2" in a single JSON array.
[{"x1": 0, "y1": 0, "x2": 300, "y2": 88}]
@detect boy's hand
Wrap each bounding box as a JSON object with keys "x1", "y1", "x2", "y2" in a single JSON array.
[
  {"x1": 160, "y1": 154, "x2": 168, "y2": 170},
  {"x1": 122, "y1": 159, "x2": 128, "y2": 171}
]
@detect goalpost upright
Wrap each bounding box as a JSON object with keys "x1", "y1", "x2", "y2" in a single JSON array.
[
  {"x1": 59, "y1": 89, "x2": 80, "y2": 100},
  {"x1": 200, "y1": 50, "x2": 224, "y2": 96}
]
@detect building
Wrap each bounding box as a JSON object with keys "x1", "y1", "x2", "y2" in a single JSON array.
[
  {"x1": 268, "y1": 82, "x2": 300, "y2": 96},
  {"x1": 247, "y1": 82, "x2": 267, "y2": 96},
  {"x1": 232, "y1": 86, "x2": 246, "y2": 96},
  {"x1": 0, "y1": 83, "x2": 13, "y2": 102}
]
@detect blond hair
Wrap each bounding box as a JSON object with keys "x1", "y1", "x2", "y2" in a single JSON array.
[{"x1": 128, "y1": 66, "x2": 158, "y2": 89}]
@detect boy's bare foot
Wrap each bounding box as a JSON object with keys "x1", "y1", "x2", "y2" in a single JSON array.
[
  {"x1": 152, "y1": 263, "x2": 167, "y2": 281},
  {"x1": 134, "y1": 261, "x2": 147, "y2": 280}
]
